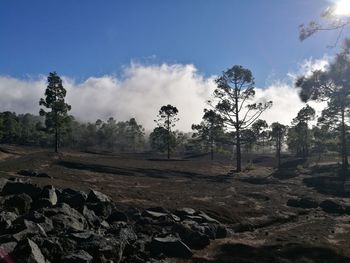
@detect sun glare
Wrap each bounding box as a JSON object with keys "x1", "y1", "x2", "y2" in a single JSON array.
[{"x1": 333, "y1": 0, "x2": 350, "y2": 16}]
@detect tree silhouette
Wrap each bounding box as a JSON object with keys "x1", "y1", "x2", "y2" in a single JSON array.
[
  {"x1": 271, "y1": 122, "x2": 287, "y2": 170},
  {"x1": 211, "y1": 65, "x2": 272, "y2": 172},
  {"x1": 288, "y1": 105, "x2": 315, "y2": 158},
  {"x1": 39, "y1": 72, "x2": 71, "y2": 153},
  {"x1": 154, "y1": 104, "x2": 179, "y2": 159},
  {"x1": 296, "y1": 40, "x2": 350, "y2": 170},
  {"x1": 192, "y1": 109, "x2": 224, "y2": 160}
]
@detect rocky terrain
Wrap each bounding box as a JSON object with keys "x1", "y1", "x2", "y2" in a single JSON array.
[
  {"x1": 0, "y1": 177, "x2": 228, "y2": 262},
  {"x1": 0, "y1": 146, "x2": 349, "y2": 262}
]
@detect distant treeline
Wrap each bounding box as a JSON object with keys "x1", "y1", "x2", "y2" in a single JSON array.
[{"x1": 0, "y1": 111, "x2": 147, "y2": 152}]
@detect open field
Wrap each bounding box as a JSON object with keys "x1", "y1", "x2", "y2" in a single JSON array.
[{"x1": 0, "y1": 145, "x2": 350, "y2": 262}]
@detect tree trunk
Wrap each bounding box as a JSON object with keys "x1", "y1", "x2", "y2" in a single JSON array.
[
  {"x1": 277, "y1": 136, "x2": 281, "y2": 169},
  {"x1": 210, "y1": 132, "x2": 214, "y2": 161},
  {"x1": 55, "y1": 127, "x2": 58, "y2": 153},
  {"x1": 167, "y1": 115, "x2": 170, "y2": 160},
  {"x1": 234, "y1": 85, "x2": 242, "y2": 172},
  {"x1": 341, "y1": 108, "x2": 348, "y2": 170}
]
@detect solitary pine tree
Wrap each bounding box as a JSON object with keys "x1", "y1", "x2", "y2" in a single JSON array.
[
  {"x1": 39, "y1": 72, "x2": 71, "y2": 153},
  {"x1": 211, "y1": 65, "x2": 272, "y2": 172},
  {"x1": 154, "y1": 105, "x2": 179, "y2": 159}
]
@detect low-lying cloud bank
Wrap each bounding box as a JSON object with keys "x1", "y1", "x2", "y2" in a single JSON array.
[{"x1": 0, "y1": 59, "x2": 328, "y2": 131}]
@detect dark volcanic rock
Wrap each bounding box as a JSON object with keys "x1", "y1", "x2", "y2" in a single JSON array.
[
  {"x1": 86, "y1": 189, "x2": 111, "y2": 203},
  {"x1": 86, "y1": 202, "x2": 113, "y2": 218},
  {"x1": 0, "y1": 211, "x2": 17, "y2": 230},
  {"x1": 17, "y1": 169, "x2": 38, "y2": 177},
  {"x1": 43, "y1": 203, "x2": 87, "y2": 232},
  {"x1": 59, "y1": 189, "x2": 87, "y2": 212},
  {"x1": 2, "y1": 182, "x2": 42, "y2": 199},
  {"x1": 107, "y1": 210, "x2": 128, "y2": 223},
  {"x1": 320, "y1": 199, "x2": 348, "y2": 214},
  {"x1": 150, "y1": 236, "x2": 193, "y2": 258},
  {"x1": 62, "y1": 250, "x2": 93, "y2": 263},
  {"x1": 17, "y1": 170, "x2": 51, "y2": 178},
  {"x1": 11, "y1": 238, "x2": 46, "y2": 263},
  {"x1": 287, "y1": 197, "x2": 319, "y2": 209},
  {"x1": 77, "y1": 233, "x2": 125, "y2": 261},
  {"x1": 0, "y1": 181, "x2": 227, "y2": 262},
  {"x1": 4, "y1": 193, "x2": 32, "y2": 214}
]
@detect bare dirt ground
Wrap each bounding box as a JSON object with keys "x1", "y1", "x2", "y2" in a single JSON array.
[{"x1": 0, "y1": 145, "x2": 349, "y2": 262}]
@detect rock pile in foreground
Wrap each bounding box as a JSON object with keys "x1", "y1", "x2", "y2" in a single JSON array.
[{"x1": 0, "y1": 178, "x2": 227, "y2": 262}]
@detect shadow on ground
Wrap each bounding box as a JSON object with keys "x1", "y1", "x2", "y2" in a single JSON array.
[
  {"x1": 192, "y1": 243, "x2": 350, "y2": 263},
  {"x1": 57, "y1": 160, "x2": 232, "y2": 183}
]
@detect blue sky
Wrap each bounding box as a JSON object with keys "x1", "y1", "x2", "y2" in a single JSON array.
[{"x1": 0, "y1": 0, "x2": 345, "y2": 86}]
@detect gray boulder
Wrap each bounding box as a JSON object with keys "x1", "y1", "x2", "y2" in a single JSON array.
[
  {"x1": 11, "y1": 238, "x2": 46, "y2": 263},
  {"x1": 150, "y1": 236, "x2": 193, "y2": 258},
  {"x1": 86, "y1": 189, "x2": 111, "y2": 203}
]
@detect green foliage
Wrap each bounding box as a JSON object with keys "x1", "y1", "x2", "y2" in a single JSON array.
[
  {"x1": 296, "y1": 40, "x2": 350, "y2": 169},
  {"x1": 271, "y1": 122, "x2": 287, "y2": 169},
  {"x1": 287, "y1": 105, "x2": 315, "y2": 158},
  {"x1": 39, "y1": 72, "x2": 72, "y2": 152},
  {"x1": 211, "y1": 65, "x2": 272, "y2": 171},
  {"x1": 191, "y1": 109, "x2": 224, "y2": 160},
  {"x1": 150, "y1": 127, "x2": 176, "y2": 153},
  {"x1": 154, "y1": 104, "x2": 179, "y2": 159}
]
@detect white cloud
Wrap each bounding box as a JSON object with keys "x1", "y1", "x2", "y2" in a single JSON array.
[{"x1": 0, "y1": 58, "x2": 329, "y2": 131}]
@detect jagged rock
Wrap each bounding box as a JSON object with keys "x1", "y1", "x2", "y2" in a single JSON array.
[
  {"x1": 125, "y1": 207, "x2": 141, "y2": 220},
  {"x1": 40, "y1": 238, "x2": 64, "y2": 262},
  {"x1": 150, "y1": 236, "x2": 193, "y2": 258},
  {"x1": 107, "y1": 211, "x2": 128, "y2": 223},
  {"x1": 197, "y1": 211, "x2": 219, "y2": 224},
  {"x1": 11, "y1": 238, "x2": 46, "y2": 263},
  {"x1": 32, "y1": 198, "x2": 55, "y2": 209},
  {"x1": 62, "y1": 250, "x2": 93, "y2": 263},
  {"x1": 86, "y1": 190, "x2": 111, "y2": 203},
  {"x1": 320, "y1": 199, "x2": 348, "y2": 214},
  {"x1": 82, "y1": 206, "x2": 101, "y2": 227},
  {"x1": 108, "y1": 223, "x2": 138, "y2": 243},
  {"x1": 77, "y1": 234, "x2": 125, "y2": 261},
  {"x1": 0, "y1": 178, "x2": 9, "y2": 192},
  {"x1": 43, "y1": 203, "x2": 87, "y2": 232},
  {"x1": 142, "y1": 210, "x2": 168, "y2": 219},
  {"x1": 41, "y1": 185, "x2": 58, "y2": 206},
  {"x1": 170, "y1": 214, "x2": 181, "y2": 222},
  {"x1": 215, "y1": 224, "x2": 227, "y2": 238},
  {"x1": 59, "y1": 189, "x2": 87, "y2": 212},
  {"x1": 19, "y1": 211, "x2": 54, "y2": 233},
  {"x1": 172, "y1": 223, "x2": 210, "y2": 249},
  {"x1": 86, "y1": 202, "x2": 113, "y2": 218},
  {"x1": 174, "y1": 208, "x2": 196, "y2": 219},
  {"x1": 69, "y1": 231, "x2": 95, "y2": 242},
  {"x1": 287, "y1": 197, "x2": 318, "y2": 209},
  {"x1": 0, "y1": 211, "x2": 17, "y2": 230},
  {"x1": 11, "y1": 219, "x2": 47, "y2": 241},
  {"x1": 4, "y1": 193, "x2": 32, "y2": 214},
  {"x1": 2, "y1": 182, "x2": 42, "y2": 199}
]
